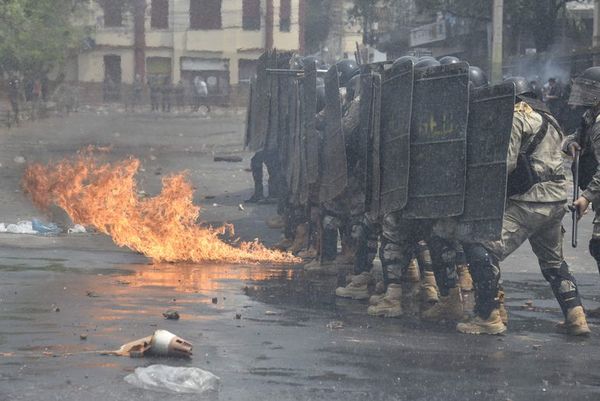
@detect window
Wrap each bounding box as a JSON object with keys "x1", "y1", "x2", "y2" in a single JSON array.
[
  {"x1": 190, "y1": 0, "x2": 222, "y2": 30},
  {"x1": 243, "y1": 0, "x2": 260, "y2": 31},
  {"x1": 102, "y1": 0, "x2": 123, "y2": 27},
  {"x1": 279, "y1": 0, "x2": 291, "y2": 32},
  {"x1": 151, "y1": 0, "x2": 169, "y2": 29}
]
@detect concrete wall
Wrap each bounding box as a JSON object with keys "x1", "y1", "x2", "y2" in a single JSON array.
[{"x1": 77, "y1": 0, "x2": 301, "y2": 89}]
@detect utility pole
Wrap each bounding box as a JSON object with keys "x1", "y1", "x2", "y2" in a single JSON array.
[
  {"x1": 491, "y1": 0, "x2": 503, "y2": 83},
  {"x1": 265, "y1": 0, "x2": 274, "y2": 51},
  {"x1": 594, "y1": 0, "x2": 600, "y2": 65},
  {"x1": 133, "y1": 0, "x2": 147, "y2": 81}
]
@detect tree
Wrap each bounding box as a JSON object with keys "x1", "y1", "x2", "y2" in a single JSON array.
[
  {"x1": 348, "y1": 0, "x2": 400, "y2": 45},
  {"x1": 304, "y1": 0, "x2": 331, "y2": 54},
  {"x1": 0, "y1": 0, "x2": 86, "y2": 76},
  {"x1": 413, "y1": 0, "x2": 586, "y2": 52}
]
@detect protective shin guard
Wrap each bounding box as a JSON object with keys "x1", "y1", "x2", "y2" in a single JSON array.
[
  {"x1": 351, "y1": 223, "x2": 369, "y2": 275},
  {"x1": 416, "y1": 241, "x2": 433, "y2": 276},
  {"x1": 590, "y1": 238, "x2": 600, "y2": 274},
  {"x1": 465, "y1": 245, "x2": 500, "y2": 319},
  {"x1": 542, "y1": 261, "x2": 582, "y2": 317},
  {"x1": 428, "y1": 237, "x2": 458, "y2": 297},
  {"x1": 321, "y1": 228, "x2": 338, "y2": 262}
]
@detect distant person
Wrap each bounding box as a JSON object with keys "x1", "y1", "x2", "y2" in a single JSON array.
[
  {"x1": 31, "y1": 78, "x2": 42, "y2": 120},
  {"x1": 161, "y1": 76, "x2": 173, "y2": 112},
  {"x1": 193, "y1": 76, "x2": 210, "y2": 113},
  {"x1": 7, "y1": 76, "x2": 21, "y2": 124},
  {"x1": 130, "y1": 74, "x2": 143, "y2": 111},
  {"x1": 175, "y1": 79, "x2": 185, "y2": 111},
  {"x1": 149, "y1": 77, "x2": 160, "y2": 111},
  {"x1": 545, "y1": 77, "x2": 563, "y2": 119}
]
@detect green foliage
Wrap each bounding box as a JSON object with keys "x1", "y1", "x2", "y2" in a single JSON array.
[
  {"x1": 348, "y1": 0, "x2": 400, "y2": 44},
  {"x1": 413, "y1": 0, "x2": 585, "y2": 52},
  {"x1": 0, "y1": 0, "x2": 86, "y2": 75},
  {"x1": 305, "y1": 0, "x2": 331, "y2": 54}
]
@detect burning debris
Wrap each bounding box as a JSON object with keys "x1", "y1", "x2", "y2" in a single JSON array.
[{"x1": 22, "y1": 149, "x2": 299, "y2": 264}]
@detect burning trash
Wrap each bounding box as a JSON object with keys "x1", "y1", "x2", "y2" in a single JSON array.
[{"x1": 22, "y1": 149, "x2": 299, "y2": 264}]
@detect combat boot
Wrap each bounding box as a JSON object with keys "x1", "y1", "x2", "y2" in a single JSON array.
[
  {"x1": 457, "y1": 264, "x2": 474, "y2": 292},
  {"x1": 420, "y1": 271, "x2": 439, "y2": 305},
  {"x1": 273, "y1": 237, "x2": 293, "y2": 251},
  {"x1": 556, "y1": 306, "x2": 591, "y2": 336},
  {"x1": 303, "y1": 258, "x2": 336, "y2": 274},
  {"x1": 335, "y1": 272, "x2": 373, "y2": 300},
  {"x1": 265, "y1": 215, "x2": 284, "y2": 229},
  {"x1": 421, "y1": 287, "x2": 463, "y2": 322},
  {"x1": 456, "y1": 309, "x2": 506, "y2": 335},
  {"x1": 288, "y1": 223, "x2": 308, "y2": 254},
  {"x1": 403, "y1": 258, "x2": 420, "y2": 283},
  {"x1": 498, "y1": 290, "x2": 508, "y2": 326},
  {"x1": 367, "y1": 284, "x2": 403, "y2": 317}
]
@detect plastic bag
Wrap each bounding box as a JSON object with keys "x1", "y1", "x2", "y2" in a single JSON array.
[
  {"x1": 31, "y1": 219, "x2": 62, "y2": 235},
  {"x1": 68, "y1": 224, "x2": 86, "y2": 234},
  {"x1": 124, "y1": 365, "x2": 220, "y2": 394},
  {"x1": 5, "y1": 221, "x2": 37, "y2": 234}
]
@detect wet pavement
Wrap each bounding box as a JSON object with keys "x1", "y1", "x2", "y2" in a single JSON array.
[{"x1": 1, "y1": 111, "x2": 600, "y2": 400}]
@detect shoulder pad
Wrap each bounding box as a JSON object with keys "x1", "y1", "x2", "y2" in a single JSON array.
[{"x1": 514, "y1": 101, "x2": 534, "y2": 115}]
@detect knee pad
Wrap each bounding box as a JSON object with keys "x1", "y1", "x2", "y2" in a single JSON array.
[
  {"x1": 323, "y1": 215, "x2": 341, "y2": 230},
  {"x1": 542, "y1": 261, "x2": 576, "y2": 285},
  {"x1": 590, "y1": 239, "x2": 600, "y2": 262}
]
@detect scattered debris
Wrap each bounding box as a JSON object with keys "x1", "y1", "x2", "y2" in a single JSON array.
[
  {"x1": 211, "y1": 297, "x2": 218, "y2": 304},
  {"x1": 14, "y1": 156, "x2": 26, "y2": 164},
  {"x1": 86, "y1": 291, "x2": 100, "y2": 298},
  {"x1": 124, "y1": 365, "x2": 220, "y2": 394},
  {"x1": 80, "y1": 334, "x2": 88, "y2": 341},
  {"x1": 326, "y1": 320, "x2": 344, "y2": 330},
  {"x1": 532, "y1": 344, "x2": 542, "y2": 351},
  {"x1": 265, "y1": 311, "x2": 280, "y2": 316},
  {"x1": 203, "y1": 195, "x2": 215, "y2": 200},
  {"x1": 51, "y1": 304, "x2": 60, "y2": 312},
  {"x1": 101, "y1": 330, "x2": 192, "y2": 358},
  {"x1": 67, "y1": 224, "x2": 86, "y2": 234},
  {"x1": 525, "y1": 300, "x2": 534, "y2": 307},
  {"x1": 163, "y1": 310, "x2": 180, "y2": 320},
  {"x1": 238, "y1": 204, "x2": 245, "y2": 211},
  {"x1": 235, "y1": 313, "x2": 242, "y2": 320},
  {"x1": 214, "y1": 155, "x2": 243, "y2": 163}
]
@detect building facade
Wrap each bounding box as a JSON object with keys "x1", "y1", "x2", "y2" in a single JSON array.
[{"x1": 72, "y1": 0, "x2": 302, "y2": 102}]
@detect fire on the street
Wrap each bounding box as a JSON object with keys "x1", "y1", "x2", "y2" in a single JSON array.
[{"x1": 22, "y1": 149, "x2": 299, "y2": 264}]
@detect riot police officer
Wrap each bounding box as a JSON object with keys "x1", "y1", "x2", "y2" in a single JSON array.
[{"x1": 458, "y1": 77, "x2": 589, "y2": 336}]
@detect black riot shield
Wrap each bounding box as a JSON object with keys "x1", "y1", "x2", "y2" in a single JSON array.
[
  {"x1": 403, "y1": 62, "x2": 470, "y2": 220},
  {"x1": 457, "y1": 83, "x2": 515, "y2": 242},
  {"x1": 247, "y1": 51, "x2": 270, "y2": 151},
  {"x1": 244, "y1": 79, "x2": 255, "y2": 148},
  {"x1": 288, "y1": 81, "x2": 304, "y2": 205},
  {"x1": 303, "y1": 59, "x2": 319, "y2": 186},
  {"x1": 362, "y1": 72, "x2": 382, "y2": 217},
  {"x1": 378, "y1": 61, "x2": 414, "y2": 215},
  {"x1": 265, "y1": 50, "x2": 279, "y2": 152},
  {"x1": 319, "y1": 65, "x2": 348, "y2": 203}
]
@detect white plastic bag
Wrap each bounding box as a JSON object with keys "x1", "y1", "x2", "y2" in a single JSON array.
[
  {"x1": 6, "y1": 221, "x2": 37, "y2": 234},
  {"x1": 124, "y1": 365, "x2": 220, "y2": 394}
]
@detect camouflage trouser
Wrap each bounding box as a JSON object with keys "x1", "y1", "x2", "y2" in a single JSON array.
[
  {"x1": 471, "y1": 200, "x2": 582, "y2": 317},
  {"x1": 592, "y1": 207, "x2": 600, "y2": 240},
  {"x1": 380, "y1": 211, "x2": 432, "y2": 286}
]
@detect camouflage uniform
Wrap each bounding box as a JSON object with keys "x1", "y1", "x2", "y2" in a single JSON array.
[{"x1": 466, "y1": 101, "x2": 582, "y2": 319}]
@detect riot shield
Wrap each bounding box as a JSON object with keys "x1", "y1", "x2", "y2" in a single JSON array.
[
  {"x1": 457, "y1": 83, "x2": 515, "y2": 242},
  {"x1": 362, "y1": 72, "x2": 382, "y2": 217},
  {"x1": 378, "y1": 61, "x2": 414, "y2": 215},
  {"x1": 265, "y1": 50, "x2": 279, "y2": 152},
  {"x1": 303, "y1": 59, "x2": 319, "y2": 186},
  {"x1": 247, "y1": 51, "x2": 270, "y2": 151},
  {"x1": 244, "y1": 79, "x2": 255, "y2": 148},
  {"x1": 403, "y1": 62, "x2": 470, "y2": 219},
  {"x1": 319, "y1": 65, "x2": 348, "y2": 203},
  {"x1": 288, "y1": 80, "x2": 303, "y2": 205}
]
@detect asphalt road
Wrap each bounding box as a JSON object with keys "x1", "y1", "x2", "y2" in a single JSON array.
[{"x1": 0, "y1": 108, "x2": 599, "y2": 401}]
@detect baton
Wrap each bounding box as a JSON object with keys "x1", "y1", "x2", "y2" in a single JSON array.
[
  {"x1": 571, "y1": 149, "x2": 580, "y2": 248},
  {"x1": 266, "y1": 69, "x2": 329, "y2": 77}
]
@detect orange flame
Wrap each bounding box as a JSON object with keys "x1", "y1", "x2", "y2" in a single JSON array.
[{"x1": 22, "y1": 149, "x2": 299, "y2": 265}]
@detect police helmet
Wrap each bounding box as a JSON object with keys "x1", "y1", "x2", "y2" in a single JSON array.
[
  {"x1": 439, "y1": 56, "x2": 460, "y2": 65},
  {"x1": 469, "y1": 66, "x2": 488, "y2": 88},
  {"x1": 415, "y1": 58, "x2": 441, "y2": 69},
  {"x1": 504, "y1": 76, "x2": 535, "y2": 98},
  {"x1": 336, "y1": 59, "x2": 360, "y2": 87},
  {"x1": 392, "y1": 55, "x2": 418, "y2": 69}
]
